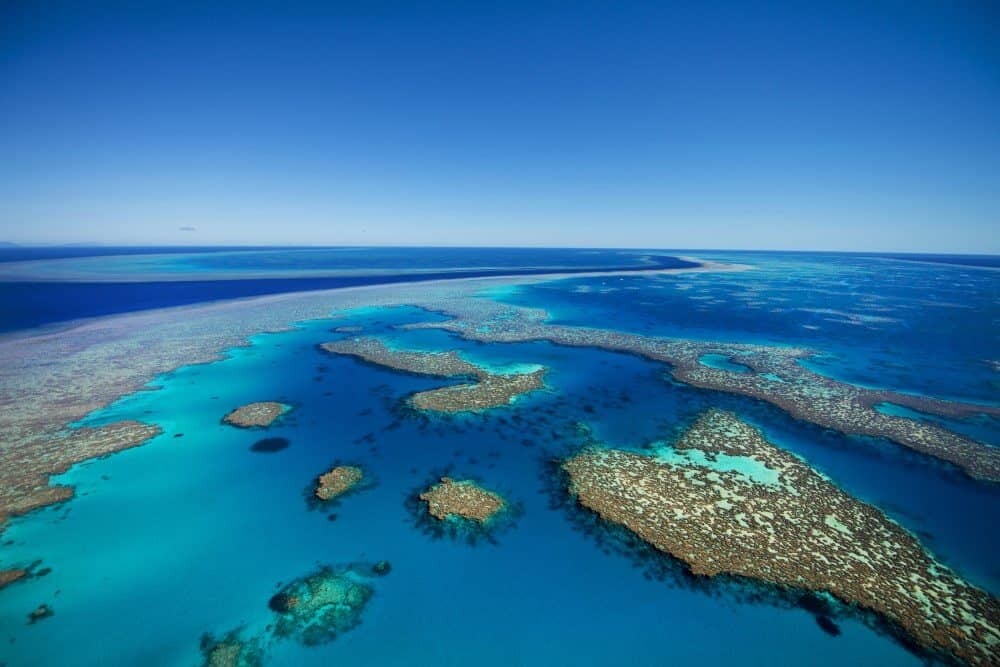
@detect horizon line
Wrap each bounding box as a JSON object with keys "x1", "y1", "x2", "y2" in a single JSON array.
[{"x1": 1, "y1": 242, "x2": 998, "y2": 258}]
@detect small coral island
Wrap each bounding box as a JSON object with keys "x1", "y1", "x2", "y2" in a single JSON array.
[
  {"x1": 320, "y1": 337, "x2": 545, "y2": 412},
  {"x1": 419, "y1": 477, "x2": 506, "y2": 523},
  {"x1": 563, "y1": 410, "x2": 1000, "y2": 666},
  {"x1": 222, "y1": 401, "x2": 290, "y2": 428},
  {"x1": 315, "y1": 465, "x2": 364, "y2": 501}
]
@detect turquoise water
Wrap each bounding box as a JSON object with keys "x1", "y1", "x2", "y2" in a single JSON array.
[
  {"x1": 698, "y1": 353, "x2": 753, "y2": 374},
  {"x1": 652, "y1": 446, "x2": 783, "y2": 487},
  {"x1": 1, "y1": 252, "x2": 998, "y2": 665}
]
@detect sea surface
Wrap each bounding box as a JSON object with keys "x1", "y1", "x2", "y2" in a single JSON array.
[
  {"x1": 0, "y1": 248, "x2": 997, "y2": 666},
  {"x1": 0, "y1": 247, "x2": 694, "y2": 333}
]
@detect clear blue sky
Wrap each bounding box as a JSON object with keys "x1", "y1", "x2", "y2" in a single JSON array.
[{"x1": 1, "y1": 1, "x2": 997, "y2": 251}]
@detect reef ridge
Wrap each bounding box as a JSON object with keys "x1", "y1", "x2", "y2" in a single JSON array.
[{"x1": 321, "y1": 337, "x2": 545, "y2": 412}]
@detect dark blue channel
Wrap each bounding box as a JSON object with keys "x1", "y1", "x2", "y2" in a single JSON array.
[{"x1": 0, "y1": 256, "x2": 697, "y2": 334}]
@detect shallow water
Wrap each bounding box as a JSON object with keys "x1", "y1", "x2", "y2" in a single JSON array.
[{"x1": 0, "y1": 252, "x2": 997, "y2": 666}]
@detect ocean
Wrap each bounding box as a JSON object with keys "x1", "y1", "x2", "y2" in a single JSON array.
[{"x1": 0, "y1": 248, "x2": 996, "y2": 666}]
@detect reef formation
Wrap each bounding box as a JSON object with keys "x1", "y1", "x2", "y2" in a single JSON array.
[
  {"x1": 321, "y1": 337, "x2": 546, "y2": 412},
  {"x1": 0, "y1": 420, "x2": 161, "y2": 529},
  {"x1": 268, "y1": 564, "x2": 380, "y2": 646},
  {"x1": 419, "y1": 476, "x2": 506, "y2": 523},
  {"x1": 563, "y1": 410, "x2": 1000, "y2": 666},
  {"x1": 27, "y1": 603, "x2": 53, "y2": 624},
  {"x1": 0, "y1": 567, "x2": 26, "y2": 589},
  {"x1": 222, "y1": 401, "x2": 289, "y2": 428},
  {"x1": 402, "y1": 296, "x2": 1000, "y2": 481},
  {"x1": 315, "y1": 465, "x2": 364, "y2": 501},
  {"x1": 0, "y1": 262, "x2": 717, "y2": 537},
  {"x1": 198, "y1": 630, "x2": 263, "y2": 667}
]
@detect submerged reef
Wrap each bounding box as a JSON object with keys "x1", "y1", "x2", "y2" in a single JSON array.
[
  {"x1": 27, "y1": 603, "x2": 54, "y2": 624},
  {"x1": 321, "y1": 337, "x2": 546, "y2": 412},
  {"x1": 315, "y1": 465, "x2": 364, "y2": 501},
  {"x1": 0, "y1": 421, "x2": 161, "y2": 529},
  {"x1": 196, "y1": 564, "x2": 389, "y2": 661},
  {"x1": 199, "y1": 629, "x2": 263, "y2": 667},
  {"x1": 563, "y1": 410, "x2": 1000, "y2": 666},
  {"x1": 222, "y1": 401, "x2": 290, "y2": 428},
  {"x1": 249, "y1": 437, "x2": 290, "y2": 453},
  {"x1": 268, "y1": 564, "x2": 380, "y2": 646},
  {"x1": 403, "y1": 296, "x2": 1000, "y2": 481},
  {"x1": 419, "y1": 476, "x2": 506, "y2": 523}
]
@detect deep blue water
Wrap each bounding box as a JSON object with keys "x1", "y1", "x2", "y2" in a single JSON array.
[
  {"x1": 0, "y1": 249, "x2": 997, "y2": 666},
  {"x1": 0, "y1": 246, "x2": 285, "y2": 263},
  {"x1": 0, "y1": 247, "x2": 695, "y2": 333},
  {"x1": 503, "y1": 251, "x2": 999, "y2": 404}
]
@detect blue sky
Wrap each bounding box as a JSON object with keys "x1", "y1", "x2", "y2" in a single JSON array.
[{"x1": 1, "y1": 1, "x2": 997, "y2": 251}]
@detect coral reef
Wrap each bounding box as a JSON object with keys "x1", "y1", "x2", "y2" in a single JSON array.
[
  {"x1": 222, "y1": 401, "x2": 289, "y2": 428},
  {"x1": 563, "y1": 410, "x2": 1000, "y2": 666},
  {"x1": 404, "y1": 296, "x2": 1000, "y2": 481},
  {"x1": 0, "y1": 262, "x2": 714, "y2": 539},
  {"x1": 315, "y1": 465, "x2": 364, "y2": 501},
  {"x1": 419, "y1": 477, "x2": 506, "y2": 523},
  {"x1": 269, "y1": 564, "x2": 379, "y2": 646},
  {"x1": 0, "y1": 421, "x2": 161, "y2": 529},
  {"x1": 27, "y1": 603, "x2": 53, "y2": 624},
  {"x1": 321, "y1": 337, "x2": 545, "y2": 412},
  {"x1": 0, "y1": 568, "x2": 26, "y2": 589},
  {"x1": 196, "y1": 563, "x2": 390, "y2": 662},
  {"x1": 198, "y1": 630, "x2": 263, "y2": 667}
]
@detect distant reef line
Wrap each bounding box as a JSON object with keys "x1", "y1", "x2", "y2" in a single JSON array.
[
  {"x1": 0, "y1": 252, "x2": 710, "y2": 283},
  {"x1": 0, "y1": 258, "x2": 725, "y2": 533},
  {"x1": 400, "y1": 299, "x2": 1000, "y2": 481}
]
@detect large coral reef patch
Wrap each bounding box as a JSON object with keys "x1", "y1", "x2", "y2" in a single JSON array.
[{"x1": 563, "y1": 410, "x2": 1000, "y2": 666}]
